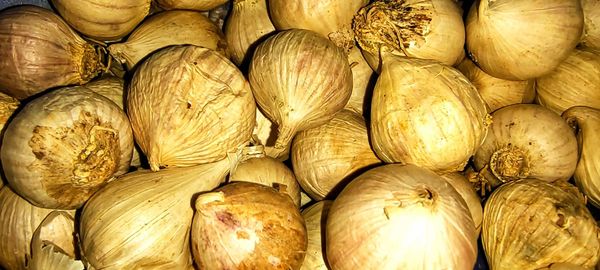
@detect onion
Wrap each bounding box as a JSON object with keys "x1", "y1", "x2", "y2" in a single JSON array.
[
  {"x1": 370, "y1": 54, "x2": 489, "y2": 172},
  {"x1": 353, "y1": 0, "x2": 466, "y2": 71},
  {"x1": 473, "y1": 104, "x2": 578, "y2": 191},
  {"x1": 457, "y1": 57, "x2": 535, "y2": 112},
  {"x1": 191, "y1": 181, "x2": 307, "y2": 269},
  {"x1": 291, "y1": 109, "x2": 381, "y2": 200},
  {"x1": 269, "y1": 0, "x2": 368, "y2": 51},
  {"x1": 249, "y1": 29, "x2": 353, "y2": 158},
  {"x1": 301, "y1": 200, "x2": 332, "y2": 270},
  {"x1": 155, "y1": 0, "x2": 228, "y2": 11},
  {"x1": 127, "y1": 45, "x2": 255, "y2": 171},
  {"x1": 326, "y1": 164, "x2": 478, "y2": 269},
  {"x1": 1, "y1": 86, "x2": 134, "y2": 209},
  {"x1": 482, "y1": 179, "x2": 600, "y2": 269},
  {"x1": 345, "y1": 47, "x2": 375, "y2": 115},
  {"x1": 0, "y1": 5, "x2": 103, "y2": 100},
  {"x1": 440, "y1": 173, "x2": 483, "y2": 234},
  {"x1": 50, "y1": 0, "x2": 151, "y2": 41},
  {"x1": 466, "y1": 0, "x2": 584, "y2": 80},
  {"x1": 536, "y1": 48, "x2": 600, "y2": 114},
  {"x1": 581, "y1": 0, "x2": 600, "y2": 50},
  {"x1": 109, "y1": 10, "x2": 229, "y2": 70}
]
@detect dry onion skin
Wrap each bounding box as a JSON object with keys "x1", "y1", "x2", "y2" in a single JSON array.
[
  {"x1": 326, "y1": 164, "x2": 478, "y2": 270},
  {"x1": 109, "y1": 10, "x2": 229, "y2": 70},
  {"x1": 269, "y1": 0, "x2": 368, "y2": 51},
  {"x1": 249, "y1": 29, "x2": 353, "y2": 158},
  {"x1": 482, "y1": 179, "x2": 600, "y2": 269},
  {"x1": 1, "y1": 87, "x2": 133, "y2": 209},
  {"x1": 0, "y1": 5, "x2": 103, "y2": 100},
  {"x1": 536, "y1": 48, "x2": 600, "y2": 114},
  {"x1": 440, "y1": 173, "x2": 483, "y2": 234},
  {"x1": 155, "y1": 0, "x2": 228, "y2": 11},
  {"x1": 225, "y1": 0, "x2": 276, "y2": 66},
  {"x1": 466, "y1": 0, "x2": 584, "y2": 80},
  {"x1": 353, "y1": 0, "x2": 466, "y2": 71},
  {"x1": 0, "y1": 92, "x2": 19, "y2": 133},
  {"x1": 50, "y1": 0, "x2": 151, "y2": 41},
  {"x1": 370, "y1": 54, "x2": 489, "y2": 172},
  {"x1": 301, "y1": 200, "x2": 332, "y2": 270},
  {"x1": 27, "y1": 211, "x2": 83, "y2": 270},
  {"x1": 127, "y1": 45, "x2": 255, "y2": 171},
  {"x1": 473, "y1": 104, "x2": 578, "y2": 191},
  {"x1": 346, "y1": 47, "x2": 375, "y2": 115},
  {"x1": 291, "y1": 109, "x2": 381, "y2": 200},
  {"x1": 562, "y1": 106, "x2": 600, "y2": 208},
  {"x1": 252, "y1": 108, "x2": 291, "y2": 160},
  {"x1": 457, "y1": 57, "x2": 535, "y2": 112},
  {"x1": 191, "y1": 181, "x2": 307, "y2": 269},
  {"x1": 581, "y1": 0, "x2": 600, "y2": 50},
  {"x1": 80, "y1": 158, "x2": 231, "y2": 269}
]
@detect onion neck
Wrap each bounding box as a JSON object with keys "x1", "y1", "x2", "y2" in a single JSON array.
[
  {"x1": 80, "y1": 44, "x2": 104, "y2": 83},
  {"x1": 489, "y1": 146, "x2": 530, "y2": 182}
]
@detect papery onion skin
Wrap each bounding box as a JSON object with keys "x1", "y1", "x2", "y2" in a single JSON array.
[
  {"x1": 536, "y1": 48, "x2": 600, "y2": 114},
  {"x1": 466, "y1": 0, "x2": 584, "y2": 80},
  {"x1": 0, "y1": 5, "x2": 103, "y2": 100},
  {"x1": 28, "y1": 211, "x2": 82, "y2": 270},
  {"x1": 127, "y1": 45, "x2": 255, "y2": 171},
  {"x1": 441, "y1": 173, "x2": 483, "y2": 234},
  {"x1": 109, "y1": 10, "x2": 229, "y2": 70},
  {"x1": 345, "y1": 47, "x2": 375, "y2": 115},
  {"x1": 326, "y1": 164, "x2": 478, "y2": 270},
  {"x1": 1, "y1": 87, "x2": 133, "y2": 209},
  {"x1": 581, "y1": 0, "x2": 600, "y2": 50},
  {"x1": 473, "y1": 104, "x2": 578, "y2": 189},
  {"x1": 457, "y1": 58, "x2": 535, "y2": 112},
  {"x1": 370, "y1": 55, "x2": 489, "y2": 172},
  {"x1": 0, "y1": 92, "x2": 19, "y2": 133},
  {"x1": 301, "y1": 200, "x2": 332, "y2": 270},
  {"x1": 249, "y1": 29, "x2": 353, "y2": 157},
  {"x1": 482, "y1": 179, "x2": 600, "y2": 269},
  {"x1": 156, "y1": 0, "x2": 228, "y2": 11},
  {"x1": 50, "y1": 0, "x2": 151, "y2": 41},
  {"x1": 292, "y1": 109, "x2": 381, "y2": 200}
]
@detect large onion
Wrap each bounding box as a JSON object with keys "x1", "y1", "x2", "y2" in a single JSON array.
[
  {"x1": 127, "y1": 45, "x2": 255, "y2": 171},
  {"x1": 0, "y1": 5, "x2": 103, "y2": 99},
  {"x1": 301, "y1": 200, "x2": 332, "y2": 270},
  {"x1": 466, "y1": 0, "x2": 584, "y2": 80},
  {"x1": 326, "y1": 164, "x2": 478, "y2": 269}
]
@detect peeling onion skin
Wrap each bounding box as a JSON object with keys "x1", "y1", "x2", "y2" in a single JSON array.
[
  {"x1": 326, "y1": 164, "x2": 478, "y2": 270},
  {"x1": 482, "y1": 179, "x2": 600, "y2": 269},
  {"x1": 466, "y1": 0, "x2": 584, "y2": 80},
  {"x1": 1, "y1": 86, "x2": 134, "y2": 209},
  {"x1": 440, "y1": 173, "x2": 483, "y2": 234},
  {"x1": 301, "y1": 200, "x2": 332, "y2": 270},
  {"x1": 0, "y1": 5, "x2": 104, "y2": 100},
  {"x1": 156, "y1": 0, "x2": 228, "y2": 11}
]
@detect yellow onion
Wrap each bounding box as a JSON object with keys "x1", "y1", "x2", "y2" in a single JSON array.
[
  {"x1": 473, "y1": 104, "x2": 578, "y2": 191},
  {"x1": 440, "y1": 173, "x2": 483, "y2": 234},
  {"x1": 353, "y1": 0, "x2": 466, "y2": 71},
  {"x1": 249, "y1": 29, "x2": 353, "y2": 158},
  {"x1": 536, "y1": 48, "x2": 600, "y2": 114},
  {"x1": 127, "y1": 45, "x2": 255, "y2": 171},
  {"x1": 0, "y1": 5, "x2": 103, "y2": 100},
  {"x1": 563, "y1": 106, "x2": 600, "y2": 208},
  {"x1": 50, "y1": 0, "x2": 151, "y2": 41},
  {"x1": 191, "y1": 181, "x2": 307, "y2": 269},
  {"x1": 155, "y1": 0, "x2": 228, "y2": 11},
  {"x1": 229, "y1": 145, "x2": 301, "y2": 206},
  {"x1": 345, "y1": 47, "x2": 375, "y2": 115},
  {"x1": 301, "y1": 200, "x2": 332, "y2": 270},
  {"x1": 326, "y1": 164, "x2": 478, "y2": 269},
  {"x1": 482, "y1": 179, "x2": 600, "y2": 269},
  {"x1": 269, "y1": 0, "x2": 368, "y2": 51},
  {"x1": 109, "y1": 10, "x2": 229, "y2": 70},
  {"x1": 457, "y1": 58, "x2": 535, "y2": 112},
  {"x1": 27, "y1": 211, "x2": 82, "y2": 270},
  {"x1": 80, "y1": 158, "x2": 232, "y2": 269},
  {"x1": 291, "y1": 109, "x2": 381, "y2": 200},
  {"x1": 370, "y1": 54, "x2": 489, "y2": 172},
  {"x1": 0, "y1": 187, "x2": 76, "y2": 270},
  {"x1": 1, "y1": 87, "x2": 133, "y2": 209},
  {"x1": 466, "y1": 0, "x2": 584, "y2": 80},
  {"x1": 225, "y1": 0, "x2": 276, "y2": 66},
  {"x1": 581, "y1": 0, "x2": 600, "y2": 50},
  {"x1": 0, "y1": 92, "x2": 19, "y2": 133}
]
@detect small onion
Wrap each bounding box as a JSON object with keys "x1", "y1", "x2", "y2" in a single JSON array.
[
  {"x1": 326, "y1": 164, "x2": 478, "y2": 269},
  {"x1": 249, "y1": 29, "x2": 353, "y2": 158},
  {"x1": 127, "y1": 45, "x2": 255, "y2": 171},
  {"x1": 109, "y1": 10, "x2": 229, "y2": 70},
  {"x1": 291, "y1": 109, "x2": 381, "y2": 200},
  {"x1": 457, "y1": 57, "x2": 535, "y2": 112},
  {"x1": 191, "y1": 181, "x2": 307, "y2": 269},
  {"x1": 581, "y1": 0, "x2": 600, "y2": 50},
  {"x1": 536, "y1": 48, "x2": 600, "y2": 114},
  {"x1": 155, "y1": 0, "x2": 228, "y2": 11},
  {"x1": 473, "y1": 104, "x2": 578, "y2": 191},
  {"x1": 301, "y1": 200, "x2": 332, "y2": 270},
  {"x1": 1, "y1": 87, "x2": 134, "y2": 209},
  {"x1": 482, "y1": 179, "x2": 600, "y2": 269},
  {"x1": 0, "y1": 5, "x2": 103, "y2": 99},
  {"x1": 50, "y1": 0, "x2": 151, "y2": 41},
  {"x1": 466, "y1": 0, "x2": 584, "y2": 80},
  {"x1": 440, "y1": 173, "x2": 483, "y2": 234}
]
